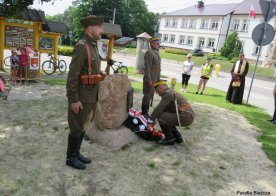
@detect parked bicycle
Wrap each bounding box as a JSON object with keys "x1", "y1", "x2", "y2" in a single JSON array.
[
  {"x1": 42, "y1": 53, "x2": 67, "y2": 75},
  {"x1": 107, "y1": 59, "x2": 128, "y2": 74}
]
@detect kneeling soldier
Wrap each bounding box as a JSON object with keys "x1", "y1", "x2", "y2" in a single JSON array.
[{"x1": 148, "y1": 80, "x2": 195, "y2": 145}]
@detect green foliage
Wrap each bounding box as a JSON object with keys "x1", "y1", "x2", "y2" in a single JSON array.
[
  {"x1": 220, "y1": 32, "x2": 243, "y2": 60},
  {"x1": 58, "y1": 46, "x2": 73, "y2": 56},
  {"x1": 164, "y1": 48, "x2": 188, "y2": 55},
  {"x1": 192, "y1": 46, "x2": 204, "y2": 56}
]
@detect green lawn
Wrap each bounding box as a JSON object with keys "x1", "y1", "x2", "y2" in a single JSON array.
[{"x1": 131, "y1": 81, "x2": 276, "y2": 164}]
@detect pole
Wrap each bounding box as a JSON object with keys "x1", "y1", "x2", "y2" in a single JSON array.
[
  {"x1": 113, "y1": 8, "x2": 116, "y2": 24},
  {"x1": 247, "y1": 0, "x2": 272, "y2": 103}
]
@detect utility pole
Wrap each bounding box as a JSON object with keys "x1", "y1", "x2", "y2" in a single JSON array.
[{"x1": 112, "y1": 8, "x2": 116, "y2": 24}]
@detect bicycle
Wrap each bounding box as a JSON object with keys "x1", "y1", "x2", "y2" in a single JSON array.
[
  {"x1": 42, "y1": 53, "x2": 67, "y2": 75},
  {"x1": 108, "y1": 59, "x2": 128, "y2": 74}
]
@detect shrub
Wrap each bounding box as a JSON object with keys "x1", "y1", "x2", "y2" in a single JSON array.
[
  {"x1": 164, "y1": 48, "x2": 188, "y2": 55},
  {"x1": 58, "y1": 46, "x2": 73, "y2": 56},
  {"x1": 192, "y1": 47, "x2": 204, "y2": 56}
]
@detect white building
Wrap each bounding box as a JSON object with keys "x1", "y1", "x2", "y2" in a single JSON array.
[{"x1": 158, "y1": 0, "x2": 276, "y2": 62}]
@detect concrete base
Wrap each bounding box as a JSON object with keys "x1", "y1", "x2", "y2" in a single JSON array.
[{"x1": 86, "y1": 123, "x2": 138, "y2": 150}]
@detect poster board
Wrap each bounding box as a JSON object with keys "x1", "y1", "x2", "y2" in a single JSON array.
[
  {"x1": 5, "y1": 25, "x2": 34, "y2": 48},
  {"x1": 98, "y1": 39, "x2": 109, "y2": 59}
]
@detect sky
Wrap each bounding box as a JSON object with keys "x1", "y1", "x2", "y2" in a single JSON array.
[{"x1": 31, "y1": 0, "x2": 244, "y2": 16}]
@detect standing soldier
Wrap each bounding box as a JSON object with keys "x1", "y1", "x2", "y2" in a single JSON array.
[
  {"x1": 66, "y1": 15, "x2": 106, "y2": 170},
  {"x1": 148, "y1": 80, "x2": 195, "y2": 145},
  {"x1": 141, "y1": 37, "x2": 161, "y2": 117}
]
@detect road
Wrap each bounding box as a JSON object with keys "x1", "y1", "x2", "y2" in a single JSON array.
[
  {"x1": 3, "y1": 50, "x2": 274, "y2": 115},
  {"x1": 112, "y1": 53, "x2": 275, "y2": 116}
]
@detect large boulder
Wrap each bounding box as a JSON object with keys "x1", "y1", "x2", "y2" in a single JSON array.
[{"x1": 94, "y1": 74, "x2": 131, "y2": 129}]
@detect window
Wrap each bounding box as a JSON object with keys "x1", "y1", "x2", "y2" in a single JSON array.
[
  {"x1": 241, "y1": 19, "x2": 248, "y2": 31},
  {"x1": 207, "y1": 38, "x2": 215, "y2": 48},
  {"x1": 163, "y1": 34, "x2": 168, "y2": 42},
  {"x1": 210, "y1": 19, "x2": 219, "y2": 29},
  {"x1": 253, "y1": 45, "x2": 260, "y2": 55},
  {"x1": 178, "y1": 35, "x2": 185, "y2": 44},
  {"x1": 169, "y1": 34, "x2": 175, "y2": 43},
  {"x1": 171, "y1": 19, "x2": 178, "y2": 28},
  {"x1": 201, "y1": 19, "x2": 209, "y2": 29},
  {"x1": 180, "y1": 19, "x2": 188, "y2": 28},
  {"x1": 186, "y1": 36, "x2": 193, "y2": 45},
  {"x1": 165, "y1": 19, "x2": 170, "y2": 27},
  {"x1": 189, "y1": 19, "x2": 197, "y2": 29},
  {"x1": 233, "y1": 19, "x2": 240, "y2": 31},
  {"x1": 198, "y1": 37, "x2": 205, "y2": 47}
]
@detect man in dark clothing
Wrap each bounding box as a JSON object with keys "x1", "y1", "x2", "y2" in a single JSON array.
[
  {"x1": 148, "y1": 80, "x2": 195, "y2": 145},
  {"x1": 226, "y1": 54, "x2": 249, "y2": 104},
  {"x1": 66, "y1": 15, "x2": 106, "y2": 170},
  {"x1": 141, "y1": 37, "x2": 161, "y2": 117}
]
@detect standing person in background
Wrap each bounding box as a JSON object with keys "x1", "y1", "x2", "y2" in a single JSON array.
[
  {"x1": 226, "y1": 53, "x2": 249, "y2": 104},
  {"x1": 181, "y1": 53, "x2": 194, "y2": 92},
  {"x1": 268, "y1": 84, "x2": 276, "y2": 124},
  {"x1": 10, "y1": 48, "x2": 19, "y2": 85},
  {"x1": 18, "y1": 47, "x2": 29, "y2": 85},
  {"x1": 66, "y1": 15, "x2": 106, "y2": 170},
  {"x1": 141, "y1": 37, "x2": 161, "y2": 117},
  {"x1": 195, "y1": 57, "x2": 214, "y2": 94}
]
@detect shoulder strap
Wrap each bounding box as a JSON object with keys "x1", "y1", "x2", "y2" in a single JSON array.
[{"x1": 85, "y1": 44, "x2": 93, "y2": 74}]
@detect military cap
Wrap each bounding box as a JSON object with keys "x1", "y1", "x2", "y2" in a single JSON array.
[
  {"x1": 80, "y1": 15, "x2": 104, "y2": 28},
  {"x1": 149, "y1": 37, "x2": 161, "y2": 43},
  {"x1": 153, "y1": 80, "x2": 167, "y2": 88}
]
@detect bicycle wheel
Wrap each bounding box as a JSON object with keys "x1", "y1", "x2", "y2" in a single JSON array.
[
  {"x1": 58, "y1": 60, "x2": 67, "y2": 73},
  {"x1": 117, "y1": 66, "x2": 128, "y2": 74},
  {"x1": 4, "y1": 56, "x2": 11, "y2": 67},
  {"x1": 42, "y1": 60, "x2": 56, "y2": 75}
]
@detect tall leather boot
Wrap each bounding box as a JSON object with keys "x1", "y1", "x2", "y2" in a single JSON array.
[
  {"x1": 157, "y1": 124, "x2": 175, "y2": 145},
  {"x1": 77, "y1": 132, "x2": 92, "y2": 164},
  {"x1": 172, "y1": 127, "x2": 183, "y2": 143},
  {"x1": 141, "y1": 104, "x2": 149, "y2": 118},
  {"x1": 66, "y1": 134, "x2": 86, "y2": 170}
]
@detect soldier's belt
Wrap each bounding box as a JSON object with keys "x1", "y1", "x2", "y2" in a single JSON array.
[
  {"x1": 151, "y1": 67, "x2": 161, "y2": 73},
  {"x1": 179, "y1": 103, "x2": 190, "y2": 112},
  {"x1": 80, "y1": 71, "x2": 106, "y2": 85}
]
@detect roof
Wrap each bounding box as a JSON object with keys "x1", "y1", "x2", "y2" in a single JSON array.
[
  {"x1": 14, "y1": 9, "x2": 46, "y2": 23},
  {"x1": 163, "y1": 3, "x2": 239, "y2": 16},
  {"x1": 136, "y1": 32, "x2": 151, "y2": 38},
  {"x1": 103, "y1": 23, "x2": 122, "y2": 37},
  {"x1": 233, "y1": 0, "x2": 276, "y2": 15},
  {"x1": 42, "y1": 21, "x2": 68, "y2": 34},
  {"x1": 114, "y1": 37, "x2": 135, "y2": 46}
]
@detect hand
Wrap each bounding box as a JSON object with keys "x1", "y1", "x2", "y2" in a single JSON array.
[
  {"x1": 71, "y1": 101, "x2": 83, "y2": 114},
  {"x1": 147, "y1": 82, "x2": 153, "y2": 87}
]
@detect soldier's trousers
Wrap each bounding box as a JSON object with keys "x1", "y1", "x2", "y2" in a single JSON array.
[
  {"x1": 68, "y1": 102, "x2": 97, "y2": 136},
  {"x1": 157, "y1": 111, "x2": 194, "y2": 127},
  {"x1": 142, "y1": 83, "x2": 154, "y2": 106}
]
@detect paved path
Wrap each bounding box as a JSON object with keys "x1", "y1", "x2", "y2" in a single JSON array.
[{"x1": 112, "y1": 53, "x2": 275, "y2": 116}]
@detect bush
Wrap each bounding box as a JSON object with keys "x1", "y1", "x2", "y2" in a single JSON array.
[
  {"x1": 58, "y1": 46, "x2": 73, "y2": 56},
  {"x1": 192, "y1": 47, "x2": 204, "y2": 56},
  {"x1": 230, "y1": 57, "x2": 239, "y2": 63},
  {"x1": 164, "y1": 48, "x2": 188, "y2": 55}
]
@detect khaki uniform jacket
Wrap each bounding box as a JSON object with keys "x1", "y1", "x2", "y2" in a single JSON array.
[
  {"x1": 143, "y1": 48, "x2": 161, "y2": 83},
  {"x1": 66, "y1": 34, "x2": 101, "y2": 104},
  {"x1": 151, "y1": 88, "x2": 195, "y2": 123}
]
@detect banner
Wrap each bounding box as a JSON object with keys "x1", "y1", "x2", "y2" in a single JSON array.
[{"x1": 29, "y1": 55, "x2": 39, "y2": 70}]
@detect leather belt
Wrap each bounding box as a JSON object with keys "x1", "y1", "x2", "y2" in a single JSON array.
[
  {"x1": 179, "y1": 103, "x2": 190, "y2": 112},
  {"x1": 151, "y1": 67, "x2": 161, "y2": 73}
]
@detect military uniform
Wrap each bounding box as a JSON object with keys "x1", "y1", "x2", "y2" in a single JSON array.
[
  {"x1": 141, "y1": 40, "x2": 161, "y2": 115},
  {"x1": 150, "y1": 82, "x2": 195, "y2": 145},
  {"x1": 66, "y1": 15, "x2": 104, "y2": 170}
]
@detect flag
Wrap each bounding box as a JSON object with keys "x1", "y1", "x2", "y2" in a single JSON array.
[{"x1": 250, "y1": 3, "x2": 256, "y2": 19}]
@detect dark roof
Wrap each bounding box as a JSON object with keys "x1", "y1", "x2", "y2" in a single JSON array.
[
  {"x1": 163, "y1": 3, "x2": 239, "y2": 16},
  {"x1": 114, "y1": 37, "x2": 135, "y2": 46},
  {"x1": 103, "y1": 23, "x2": 122, "y2": 37},
  {"x1": 42, "y1": 21, "x2": 68, "y2": 34},
  {"x1": 233, "y1": 0, "x2": 276, "y2": 15},
  {"x1": 14, "y1": 9, "x2": 46, "y2": 23}
]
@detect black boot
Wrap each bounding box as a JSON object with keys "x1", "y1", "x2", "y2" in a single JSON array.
[
  {"x1": 172, "y1": 127, "x2": 183, "y2": 143},
  {"x1": 77, "y1": 132, "x2": 92, "y2": 164},
  {"x1": 66, "y1": 134, "x2": 86, "y2": 170},
  {"x1": 141, "y1": 104, "x2": 149, "y2": 118},
  {"x1": 157, "y1": 125, "x2": 175, "y2": 145}
]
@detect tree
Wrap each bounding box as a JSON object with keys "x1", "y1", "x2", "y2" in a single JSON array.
[
  {"x1": 220, "y1": 32, "x2": 243, "y2": 60},
  {"x1": 0, "y1": 0, "x2": 58, "y2": 17}
]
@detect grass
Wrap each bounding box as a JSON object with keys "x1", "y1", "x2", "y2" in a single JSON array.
[
  {"x1": 131, "y1": 82, "x2": 276, "y2": 164},
  {"x1": 43, "y1": 78, "x2": 66, "y2": 86}
]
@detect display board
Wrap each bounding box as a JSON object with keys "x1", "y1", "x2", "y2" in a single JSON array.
[{"x1": 5, "y1": 25, "x2": 34, "y2": 48}]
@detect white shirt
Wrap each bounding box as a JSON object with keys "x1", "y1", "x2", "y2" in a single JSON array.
[{"x1": 183, "y1": 60, "x2": 194, "y2": 75}]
